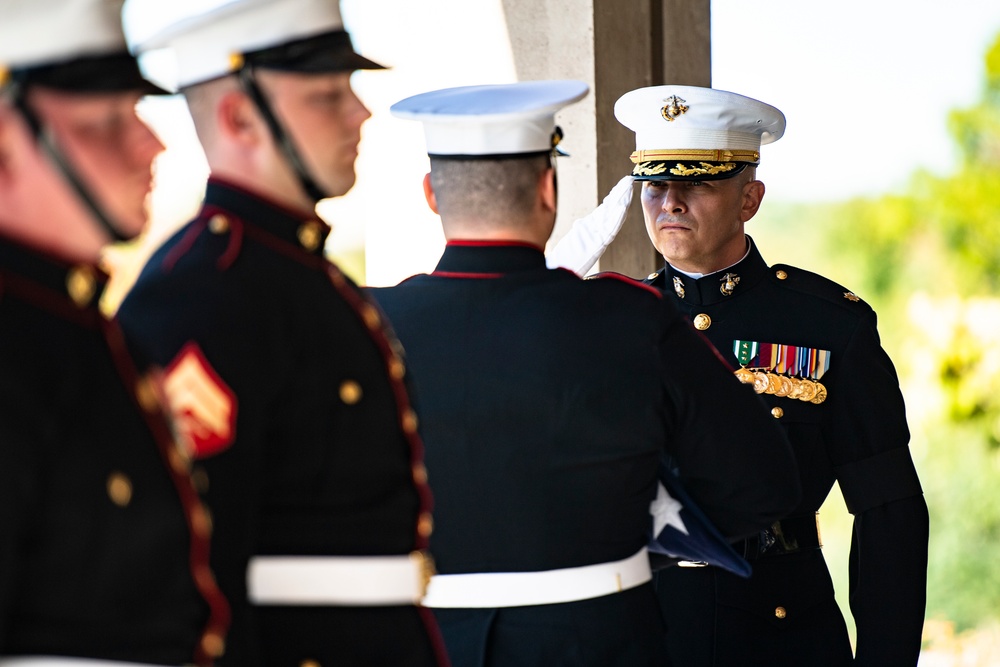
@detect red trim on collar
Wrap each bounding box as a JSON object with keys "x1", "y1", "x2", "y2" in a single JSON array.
[
  {"x1": 207, "y1": 176, "x2": 323, "y2": 223},
  {"x1": 445, "y1": 239, "x2": 544, "y2": 251}
]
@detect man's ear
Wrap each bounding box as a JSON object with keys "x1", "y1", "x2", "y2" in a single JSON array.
[
  {"x1": 216, "y1": 90, "x2": 262, "y2": 145},
  {"x1": 740, "y1": 178, "x2": 765, "y2": 223},
  {"x1": 538, "y1": 167, "x2": 556, "y2": 213},
  {"x1": 422, "y1": 172, "x2": 439, "y2": 214}
]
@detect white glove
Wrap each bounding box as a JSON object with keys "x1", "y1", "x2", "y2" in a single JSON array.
[{"x1": 545, "y1": 174, "x2": 635, "y2": 276}]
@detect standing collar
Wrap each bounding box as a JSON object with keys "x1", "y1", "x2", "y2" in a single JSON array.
[
  {"x1": 0, "y1": 233, "x2": 108, "y2": 314},
  {"x1": 432, "y1": 240, "x2": 547, "y2": 277},
  {"x1": 203, "y1": 178, "x2": 331, "y2": 254},
  {"x1": 663, "y1": 236, "x2": 769, "y2": 305}
]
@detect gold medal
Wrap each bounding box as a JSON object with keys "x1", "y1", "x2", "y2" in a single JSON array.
[
  {"x1": 734, "y1": 367, "x2": 755, "y2": 385},
  {"x1": 810, "y1": 382, "x2": 828, "y2": 404},
  {"x1": 796, "y1": 379, "x2": 818, "y2": 402},
  {"x1": 764, "y1": 373, "x2": 781, "y2": 395},
  {"x1": 773, "y1": 375, "x2": 794, "y2": 398},
  {"x1": 752, "y1": 371, "x2": 770, "y2": 394},
  {"x1": 786, "y1": 377, "x2": 804, "y2": 400}
]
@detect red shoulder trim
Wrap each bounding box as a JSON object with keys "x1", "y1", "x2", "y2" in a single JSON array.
[{"x1": 588, "y1": 271, "x2": 663, "y2": 298}]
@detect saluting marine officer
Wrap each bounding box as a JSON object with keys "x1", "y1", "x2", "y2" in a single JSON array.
[
  {"x1": 370, "y1": 80, "x2": 799, "y2": 667},
  {"x1": 565, "y1": 85, "x2": 929, "y2": 665},
  {"x1": 116, "y1": 0, "x2": 447, "y2": 665},
  {"x1": 0, "y1": 1, "x2": 229, "y2": 664}
]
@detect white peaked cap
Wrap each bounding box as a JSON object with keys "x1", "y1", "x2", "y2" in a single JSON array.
[
  {"x1": 0, "y1": 0, "x2": 127, "y2": 71},
  {"x1": 614, "y1": 85, "x2": 785, "y2": 180},
  {"x1": 391, "y1": 80, "x2": 589, "y2": 158},
  {"x1": 132, "y1": 0, "x2": 377, "y2": 90}
]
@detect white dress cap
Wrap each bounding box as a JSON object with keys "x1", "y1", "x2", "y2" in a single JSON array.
[
  {"x1": 391, "y1": 80, "x2": 589, "y2": 158},
  {"x1": 0, "y1": 0, "x2": 127, "y2": 72},
  {"x1": 614, "y1": 85, "x2": 785, "y2": 180},
  {"x1": 132, "y1": 0, "x2": 369, "y2": 90}
]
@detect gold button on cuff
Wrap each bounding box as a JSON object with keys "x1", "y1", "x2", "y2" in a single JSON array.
[
  {"x1": 339, "y1": 380, "x2": 363, "y2": 405},
  {"x1": 417, "y1": 512, "x2": 434, "y2": 538},
  {"x1": 771, "y1": 407, "x2": 784, "y2": 419},
  {"x1": 388, "y1": 358, "x2": 406, "y2": 380},
  {"x1": 107, "y1": 472, "x2": 133, "y2": 507},
  {"x1": 775, "y1": 270, "x2": 788, "y2": 280},
  {"x1": 208, "y1": 214, "x2": 229, "y2": 234},
  {"x1": 693, "y1": 313, "x2": 712, "y2": 331},
  {"x1": 297, "y1": 222, "x2": 323, "y2": 251},
  {"x1": 775, "y1": 606, "x2": 787, "y2": 619},
  {"x1": 66, "y1": 265, "x2": 97, "y2": 307}
]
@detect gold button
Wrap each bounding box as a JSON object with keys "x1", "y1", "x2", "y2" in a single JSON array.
[
  {"x1": 191, "y1": 506, "x2": 213, "y2": 538},
  {"x1": 297, "y1": 221, "x2": 323, "y2": 251},
  {"x1": 775, "y1": 270, "x2": 788, "y2": 280},
  {"x1": 771, "y1": 407, "x2": 784, "y2": 419},
  {"x1": 647, "y1": 272, "x2": 659, "y2": 281},
  {"x1": 135, "y1": 375, "x2": 160, "y2": 413},
  {"x1": 227, "y1": 51, "x2": 245, "y2": 72},
  {"x1": 693, "y1": 313, "x2": 712, "y2": 330},
  {"x1": 417, "y1": 512, "x2": 434, "y2": 538},
  {"x1": 401, "y1": 408, "x2": 419, "y2": 434},
  {"x1": 201, "y1": 631, "x2": 226, "y2": 659},
  {"x1": 300, "y1": 661, "x2": 320, "y2": 667},
  {"x1": 388, "y1": 358, "x2": 406, "y2": 380},
  {"x1": 107, "y1": 472, "x2": 133, "y2": 507},
  {"x1": 208, "y1": 214, "x2": 229, "y2": 234},
  {"x1": 66, "y1": 265, "x2": 97, "y2": 307},
  {"x1": 775, "y1": 606, "x2": 787, "y2": 619},
  {"x1": 360, "y1": 303, "x2": 381, "y2": 330},
  {"x1": 412, "y1": 463, "x2": 429, "y2": 486},
  {"x1": 339, "y1": 380, "x2": 363, "y2": 405},
  {"x1": 168, "y1": 445, "x2": 191, "y2": 473}
]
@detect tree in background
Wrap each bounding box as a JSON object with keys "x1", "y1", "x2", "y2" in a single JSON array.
[{"x1": 753, "y1": 31, "x2": 1000, "y2": 646}]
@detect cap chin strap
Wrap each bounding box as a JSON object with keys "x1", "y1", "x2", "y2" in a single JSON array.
[
  {"x1": 12, "y1": 83, "x2": 128, "y2": 243},
  {"x1": 238, "y1": 66, "x2": 329, "y2": 204}
]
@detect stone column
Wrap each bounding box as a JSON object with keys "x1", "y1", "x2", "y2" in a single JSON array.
[{"x1": 501, "y1": 0, "x2": 710, "y2": 277}]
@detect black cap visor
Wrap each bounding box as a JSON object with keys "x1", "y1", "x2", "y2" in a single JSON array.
[
  {"x1": 244, "y1": 30, "x2": 386, "y2": 74},
  {"x1": 12, "y1": 51, "x2": 167, "y2": 96}
]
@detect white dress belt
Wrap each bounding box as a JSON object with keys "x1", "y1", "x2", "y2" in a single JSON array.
[
  {"x1": 421, "y1": 547, "x2": 651, "y2": 608},
  {"x1": 247, "y1": 551, "x2": 430, "y2": 606},
  {"x1": 0, "y1": 659, "x2": 162, "y2": 666}
]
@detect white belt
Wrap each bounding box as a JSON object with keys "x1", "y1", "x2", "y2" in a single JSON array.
[
  {"x1": 0, "y1": 659, "x2": 162, "y2": 666},
  {"x1": 247, "y1": 552, "x2": 431, "y2": 606},
  {"x1": 422, "y1": 547, "x2": 651, "y2": 608}
]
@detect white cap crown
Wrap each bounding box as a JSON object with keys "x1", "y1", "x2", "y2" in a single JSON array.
[{"x1": 391, "y1": 80, "x2": 589, "y2": 158}]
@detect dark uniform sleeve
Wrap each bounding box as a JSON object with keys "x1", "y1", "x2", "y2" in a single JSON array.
[
  {"x1": 658, "y1": 303, "x2": 801, "y2": 540},
  {"x1": 828, "y1": 310, "x2": 928, "y2": 666}
]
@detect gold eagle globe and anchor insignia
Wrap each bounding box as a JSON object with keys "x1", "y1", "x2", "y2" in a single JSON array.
[
  {"x1": 673, "y1": 276, "x2": 686, "y2": 299},
  {"x1": 660, "y1": 95, "x2": 689, "y2": 122},
  {"x1": 720, "y1": 272, "x2": 740, "y2": 296}
]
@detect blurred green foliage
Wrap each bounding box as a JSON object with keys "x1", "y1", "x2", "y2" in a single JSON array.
[{"x1": 750, "y1": 31, "x2": 1000, "y2": 639}]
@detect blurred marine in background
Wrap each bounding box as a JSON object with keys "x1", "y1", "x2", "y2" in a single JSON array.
[
  {"x1": 0, "y1": 0, "x2": 229, "y2": 664},
  {"x1": 117, "y1": 0, "x2": 448, "y2": 664}
]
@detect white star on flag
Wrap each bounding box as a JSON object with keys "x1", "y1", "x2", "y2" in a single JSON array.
[{"x1": 650, "y1": 481, "x2": 688, "y2": 537}]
